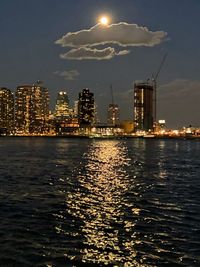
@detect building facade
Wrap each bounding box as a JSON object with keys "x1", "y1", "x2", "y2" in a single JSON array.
[
  {"x1": 78, "y1": 88, "x2": 94, "y2": 126},
  {"x1": 107, "y1": 104, "x2": 120, "y2": 126},
  {"x1": 0, "y1": 87, "x2": 14, "y2": 134},
  {"x1": 54, "y1": 91, "x2": 69, "y2": 119},
  {"x1": 134, "y1": 82, "x2": 154, "y2": 131},
  {"x1": 15, "y1": 85, "x2": 50, "y2": 134}
]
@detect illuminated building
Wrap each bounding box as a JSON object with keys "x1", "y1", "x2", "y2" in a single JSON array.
[
  {"x1": 54, "y1": 91, "x2": 69, "y2": 118},
  {"x1": 107, "y1": 104, "x2": 120, "y2": 126},
  {"x1": 134, "y1": 82, "x2": 154, "y2": 131},
  {"x1": 73, "y1": 100, "x2": 79, "y2": 116},
  {"x1": 120, "y1": 120, "x2": 134, "y2": 134},
  {"x1": 158, "y1": 120, "x2": 166, "y2": 131},
  {"x1": 94, "y1": 102, "x2": 99, "y2": 125},
  {"x1": 0, "y1": 87, "x2": 14, "y2": 134},
  {"x1": 78, "y1": 88, "x2": 94, "y2": 126},
  {"x1": 15, "y1": 84, "x2": 49, "y2": 134},
  {"x1": 55, "y1": 117, "x2": 80, "y2": 135}
]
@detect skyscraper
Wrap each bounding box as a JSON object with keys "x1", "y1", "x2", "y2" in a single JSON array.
[
  {"x1": 0, "y1": 87, "x2": 14, "y2": 134},
  {"x1": 15, "y1": 84, "x2": 49, "y2": 134},
  {"x1": 107, "y1": 104, "x2": 120, "y2": 126},
  {"x1": 78, "y1": 88, "x2": 94, "y2": 126},
  {"x1": 54, "y1": 91, "x2": 69, "y2": 119},
  {"x1": 134, "y1": 82, "x2": 154, "y2": 131}
]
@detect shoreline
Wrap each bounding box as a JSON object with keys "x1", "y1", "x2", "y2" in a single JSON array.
[{"x1": 1, "y1": 135, "x2": 200, "y2": 140}]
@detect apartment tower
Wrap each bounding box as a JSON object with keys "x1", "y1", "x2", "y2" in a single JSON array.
[{"x1": 15, "y1": 84, "x2": 49, "y2": 134}]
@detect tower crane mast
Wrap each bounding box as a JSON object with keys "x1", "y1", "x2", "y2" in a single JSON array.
[{"x1": 152, "y1": 53, "x2": 167, "y2": 125}]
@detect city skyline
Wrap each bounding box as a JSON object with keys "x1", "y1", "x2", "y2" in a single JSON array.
[{"x1": 0, "y1": 0, "x2": 200, "y2": 128}]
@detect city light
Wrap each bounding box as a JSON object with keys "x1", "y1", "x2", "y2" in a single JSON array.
[{"x1": 1, "y1": 85, "x2": 200, "y2": 138}]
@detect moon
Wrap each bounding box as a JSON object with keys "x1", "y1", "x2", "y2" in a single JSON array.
[{"x1": 99, "y1": 16, "x2": 109, "y2": 25}]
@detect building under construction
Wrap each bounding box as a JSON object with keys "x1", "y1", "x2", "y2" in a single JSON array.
[
  {"x1": 134, "y1": 81, "x2": 154, "y2": 131},
  {"x1": 134, "y1": 54, "x2": 167, "y2": 132},
  {"x1": 107, "y1": 104, "x2": 120, "y2": 126}
]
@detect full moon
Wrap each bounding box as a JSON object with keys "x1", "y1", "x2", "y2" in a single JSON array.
[{"x1": 100, "y1": 16, "x2": 109, "y2": 25}]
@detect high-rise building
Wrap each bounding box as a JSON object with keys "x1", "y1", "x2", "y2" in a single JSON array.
[
  {"x1": 0, "y1": 87, "x2": 14, "y2": 134},
  {"x1": 107, "y1": 104, "x2": 120, "y2": 126},
  {"x1": 78, "y1": 88, "x2": 94, "y2": 126},
  {"x1": 54, "y1": 91, "x2": 69, "y2": 118},
  {"x1": 15, "y1": 84, "x2": 49, "y2": 134},
  {"x1": 134, "y1": 82, "x2": 154, "y2": 131}
]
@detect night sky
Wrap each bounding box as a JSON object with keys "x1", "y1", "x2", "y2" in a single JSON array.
[{"x1": 0, "y1": 0, "x2": 200, "y2": 128}]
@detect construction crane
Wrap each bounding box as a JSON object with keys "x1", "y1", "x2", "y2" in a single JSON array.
[
  {"x1": 110, "y1": 84, "x2": 114, "y2": 105},
  {"x1": 152, "y1": 53, "x2": 167, "y2": 125}
]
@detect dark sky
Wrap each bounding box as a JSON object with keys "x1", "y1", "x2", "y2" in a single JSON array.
[{"x1": 0, "y1": 0, "x2": 200, "y2": 128}]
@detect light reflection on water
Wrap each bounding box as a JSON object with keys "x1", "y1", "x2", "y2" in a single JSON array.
[
  {"x1": 0, "y1": 138, "x2": 200, "y2": 267},
  {"x1": 65, "y1": 141, "x2": 151, "y2": 266},
  {"x1": 61, "y1": 139, "x2": 200, "y2": 266}
]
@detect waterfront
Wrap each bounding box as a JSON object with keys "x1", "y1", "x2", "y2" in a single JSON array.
[{"x1": 0, "y1": 138, "x2": 200, "y2": 266}]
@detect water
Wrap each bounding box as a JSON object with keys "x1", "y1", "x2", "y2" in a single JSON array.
[{"x1": 0, "y1": 137, "x2": 200, "y2": 267}]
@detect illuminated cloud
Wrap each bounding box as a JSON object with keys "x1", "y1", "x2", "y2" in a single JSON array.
[
  {"x1": 56, "y1": 22, "x2": 167, "y2": 48},
  {"x1": 60, "y1": 47, "x2": 130, "y2": 60},
  {"x1": 54, "y1": 69, "x2": 80, "y2": 80},
  {"x1": 55, "y1": 22, "x2": 167, "y2": 60}
]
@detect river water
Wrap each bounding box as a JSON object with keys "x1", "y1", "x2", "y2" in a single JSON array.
[{"x1": 0, "y1": 137, "x2": 200, "y2": 267}]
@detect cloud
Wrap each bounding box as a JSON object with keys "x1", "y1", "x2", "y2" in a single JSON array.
[
  {"x1": 55, "y1": 22, "x2": 167, "y2": 60},
  {"x1": 158, "y1": 79, "x2": 200, "y2": 99},
  {"x1": 117, "y1": 89, "x2": 133, "y2": 101},
  {"x1": 54, "y1": 69, "x2": 80, "y2": 80},
  {"x1": 157, "y1": 79, "x2": 200, "y2": 127},
  {"x1": 56, "y1": 22, "x2": 167, "y2": 48},
  {"x1": 60, "y1": 47, "x2": 130, "y2": 60}
]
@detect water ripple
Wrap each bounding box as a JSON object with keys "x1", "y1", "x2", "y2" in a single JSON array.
[{"x1": 0, "y1": 138, "x2": 200, "y2": 266}]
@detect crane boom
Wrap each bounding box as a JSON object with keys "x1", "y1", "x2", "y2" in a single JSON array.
[{"x1": 154, "y1": 53, "x2": 168, "y2": 81}]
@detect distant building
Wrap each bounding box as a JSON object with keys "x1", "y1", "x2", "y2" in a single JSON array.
[
  {"x1": 15, "y1": 84, "x2": 49, "y2": 134},
  {"x1": 107, "y1": 104, "x2": 120, "y2": 126},
  {"x1": 94, "y1": 102, "x2": 99, "y2": 125},
  {"x1": 73, "y1": 100, "x2": 79, "y2": 116},
  {"x1": 55, "y1": 117, "x2": 80, "y2": 136},
  {"x1": 78, "y1": 88, "x2": 94, "y2": 126},
  {"x1": 0, "y1": 87, "x2": 14, "y2": 134},
  {"x1": 54, "y1": 91, "x2": 69, "y2": 119},
  {"x1": 120, "y1": 120, "x2": 134, "y2": 134},
  {"x1": 134, "y1": 82, "x2": 154, "y2": 131}
]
